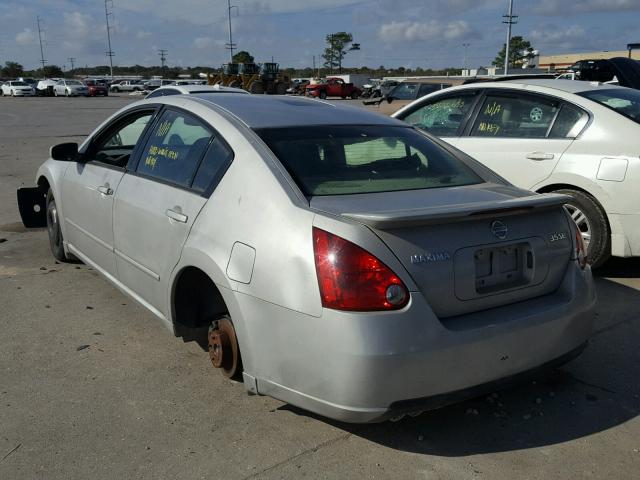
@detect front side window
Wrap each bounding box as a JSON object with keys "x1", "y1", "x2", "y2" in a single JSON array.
[
  {"x1": 471, "y1": 94, "x2": 558, "y2": 138},
  {"x1": 257, "y1": 125, "x2": 482, "y2": 196},
  {"x1": 90, "y1": 111, "x2": 154, "y2": 167},
  {"x1": 401, "y1": 94, "x2": 477, "y2": 137},
  {"x1": 137, "y1": 109, "x2": 212, "y2": 187},
  {"x1": 578, "y1": 88, "x2": 640, "y2": 124}
]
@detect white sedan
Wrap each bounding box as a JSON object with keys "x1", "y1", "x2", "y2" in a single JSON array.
[
  {"x1": 393, "y1": 79, "x2": 640, "y2": 267},
  {"x1": 53, "y1": 79, "x2": 88, "y2": 97},
  {"x1": 1, "y1": 81, "x2": 34, "y2": 96},
  {"x1": 145, "y1": 84, "x2": 248, "y2": 99}
]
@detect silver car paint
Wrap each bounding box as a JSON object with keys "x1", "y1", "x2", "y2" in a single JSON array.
[{"x1": 33, "y1": 94, "x2": 595, "y2": 422}]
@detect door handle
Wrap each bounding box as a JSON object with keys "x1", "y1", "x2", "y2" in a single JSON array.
[
  {"x1": 97, "y1": 185, "x2": 113, "y2": 195},
  {"x1": 526, "y1": 152, "x2": 555, "y2": 161},
  {"x1": 165, "y1": 208, "x2": 188, "y2": 223}
]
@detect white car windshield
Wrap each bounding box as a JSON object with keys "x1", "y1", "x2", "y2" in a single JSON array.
[
  {"x1": 12, "y1": 81, "x2": 28, "y2": 86},
  {"x1": 579, "y1": 88, "x2": 640, "y2": 124},
  {"x1": 67, "y1": 80, "x2": 83, "y2": 86}
]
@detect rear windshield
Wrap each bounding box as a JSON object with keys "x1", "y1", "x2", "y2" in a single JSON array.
[
  {"x1": 578, "y1": 88, "x2": 640, "y2": 124},
  {"x1": 257, "y1": 125, "x2": 482, "y2": 196}
]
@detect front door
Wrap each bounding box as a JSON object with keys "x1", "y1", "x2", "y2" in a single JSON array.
[
  {"x1": 61, "y1": 109, "x2": 156, "y2": 277},
  {"x1": 113, "y1": 108, "x2": 230, "y2": 316}
]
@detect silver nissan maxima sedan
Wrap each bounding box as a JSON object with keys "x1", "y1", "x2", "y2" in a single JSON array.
[{"x1": 17, "y1": 94, "x2": 595, "y2": 423}]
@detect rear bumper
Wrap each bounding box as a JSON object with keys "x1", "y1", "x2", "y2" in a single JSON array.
[{"x1": 248, "y1": 262, "x2": 595, "y2": 423}]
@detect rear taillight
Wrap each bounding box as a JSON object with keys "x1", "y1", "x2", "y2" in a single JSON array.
[
  {"x1": 313, "y1": 227, "x2": 409, "y2": 311},
  {"x1": 575, "y1": 228, "x2": 588, "y2": 269}
]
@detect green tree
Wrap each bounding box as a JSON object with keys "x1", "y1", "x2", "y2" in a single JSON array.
[
  {"x1": 322, "y1": 32, "x2": 355, "y2": 74},
  {"x1": 39, "y1": 65, "x2": 64, "y2": 78},
  {"x1": 2, "y1": 61, "x2": 24, "y2": 78},
  {"x1": 232, "y1": 51, "x2": 254, "y2": 64},
  {"x1": 492, "y1": 36, "x2": 535, "y2": 69}
]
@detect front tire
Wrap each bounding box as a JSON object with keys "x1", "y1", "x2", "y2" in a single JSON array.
[
  {"x1": 319, "y1": 90, "x2": 327, "y2": 99},
  {"x1": 46, "y1": 190, "x2": 70, "y2": 262},
  {"x1": 556, "y1": 189, "x2": 610, "y2": 268}
]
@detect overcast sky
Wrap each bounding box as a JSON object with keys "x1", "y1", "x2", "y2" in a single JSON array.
[{"x1": 1, "y1": 0, "x2": 638, "y2": 70}]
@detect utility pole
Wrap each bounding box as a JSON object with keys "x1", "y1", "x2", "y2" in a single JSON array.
[
  {"x1": 36, "y1": 16, "x2": 46, "y2": 73},
  {"x1": 226, "y1": 0, "x2": 238, "y2": 63},
  {"x1": 104, "y1": 0, "x2": 115, "y2": 80},
  {"x1": 158, "y1": 49, "x2": 168, "y2": 73},
  {"x1": 68, "y1": 57, "x2": 76, "y2": 72},
  {"x1": 462, "y1": 43, "x2": 470, "y2": 70},
  {"x1": 502, "y1": 0, "x2": 518, "y2": 75}
]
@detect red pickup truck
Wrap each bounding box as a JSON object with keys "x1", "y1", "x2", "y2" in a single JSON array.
[{"x1": 305, "y1": 77, "x2": 362, "y2": 99}]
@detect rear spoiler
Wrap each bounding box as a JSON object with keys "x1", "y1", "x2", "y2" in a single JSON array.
[{"x1": 342, "y1": 193, "x2": 570, "y2": 229}]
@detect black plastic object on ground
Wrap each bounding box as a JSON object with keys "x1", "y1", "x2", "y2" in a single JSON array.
[{"x1": 17, "y1": 187, "x2": 47, "y2": 228}]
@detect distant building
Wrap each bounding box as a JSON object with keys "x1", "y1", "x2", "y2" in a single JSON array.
[{"x1": 539, "y1": 50, "x2": 640, "y2": 71}]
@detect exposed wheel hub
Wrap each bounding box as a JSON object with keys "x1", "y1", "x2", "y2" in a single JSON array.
[{"x1": 208, "y1": 317, "x2": 241, "y2": 378}]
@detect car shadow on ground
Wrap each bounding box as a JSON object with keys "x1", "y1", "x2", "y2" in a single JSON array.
[{"x1": 279, "y1": 261, "x2": 640, "y2": 456}]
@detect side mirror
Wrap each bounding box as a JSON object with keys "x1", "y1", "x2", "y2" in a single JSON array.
[
  {"x1": 386, "y1": 95, "x2": 394, "y2": 104},
  {"x1": 50, "y1": 142, "x2": 79, "y2": 162}
]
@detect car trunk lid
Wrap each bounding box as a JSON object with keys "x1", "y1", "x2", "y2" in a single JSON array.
[{"x1": 311, "y1": 183, "x2": 574, "y2": 318}]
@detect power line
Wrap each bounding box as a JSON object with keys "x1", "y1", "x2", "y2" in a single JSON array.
[
  {"x1": 104, "y1": 0, "x2": 115, "y2": 79},
  {"x1": 502, "y1": 0, "x2": 518, "y2": 75},
  {"x1": 68, "y1": 57, "x2": 76, "y2": 71},
  {"x1": 36, "y1": 16, "x2": 46, "y2": 71}
]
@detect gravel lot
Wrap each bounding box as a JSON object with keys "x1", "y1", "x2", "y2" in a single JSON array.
[{"x1": 1, "y1": 94, "x2": 639, "y2": 479}]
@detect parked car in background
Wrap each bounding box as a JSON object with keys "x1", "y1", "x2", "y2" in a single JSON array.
[
  {"x1": 110, "y1": 80, "x2": 144, "y2": 93},
  {"x1": 393, "y1": 79, "x2": 640, "y2": 267},
  {"x1": 17, "y1": 77, "x2": 38, "y2": 93},
  {"x1": 18, "y1": 94, "x2": 594, "y2": 423},
  {"x1": 1, "y1": 80, "x2": 35, "y2": 96},
  {"x1": 84, "y1": 79, "x2": 109, "y2": 97},
  {"x1": 364, "y1": 78, "x2": 462, "y2": 115},
  {"x1": 36, "y1": 79, "x2": 59, "y2": 96},
  {"x1": 53, "y1": 79, "x2": 88, "y2": 97},
  {"x1": 143, "y1": 79, "x2": 174, "y2": 91},
  {"x1": 305, "y1": 77, "x2": 362, "y2": 99},
  {"x1": 145, "y1": 84, "x2": 248, "y2": 99}
]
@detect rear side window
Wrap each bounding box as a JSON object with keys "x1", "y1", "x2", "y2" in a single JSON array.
[
  {"x1": 257, "y1": 125, "x2": 482, "y2": 196},
  {"x1": 137, "y1": 109, "x2": 212, "y2": 187},
  {"x1": 549, "y1": 104, "x2": 588, "y2": 138},
  {"x1": 390, "y1": 83, "x2": 419, "y2": 100},
  {"x1": 401, "y1": 94, "x2": 477, "y2": 136},
  {"x1": 191, "y1": 138, "x2": 234, "y2": 193},
  {"x1": 471, "y1": 94, "x2": 558, "y2": 138}
]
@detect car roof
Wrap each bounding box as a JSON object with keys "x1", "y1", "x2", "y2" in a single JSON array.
[
  {"x1": 189, "y1": 94, "x2": 405, "y2": 129},
  {"x1": 167, "y1": 84, "x2": 247, "y2": 94},
  {"x1": 485, "y1": 78, "x2": 630, "y2": 94}
]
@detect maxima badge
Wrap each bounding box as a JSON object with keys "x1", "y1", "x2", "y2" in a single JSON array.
[
  {"x1": 410, "y1": 252, "x2": 451, "y2": 264},
  {"x1": 491, "y1": 220, "x2": 508, "y2": 240}
]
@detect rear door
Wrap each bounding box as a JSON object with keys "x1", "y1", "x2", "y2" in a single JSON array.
[
  {"x1": 61, "y1": 108, "x2": 156, "y2": 277},
  {"x1": 113, "y1": 107, "x2": 233, "y2": 316},
  {"x1": 451, "y1": 90, "x2": 577, "y2": 189}
]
